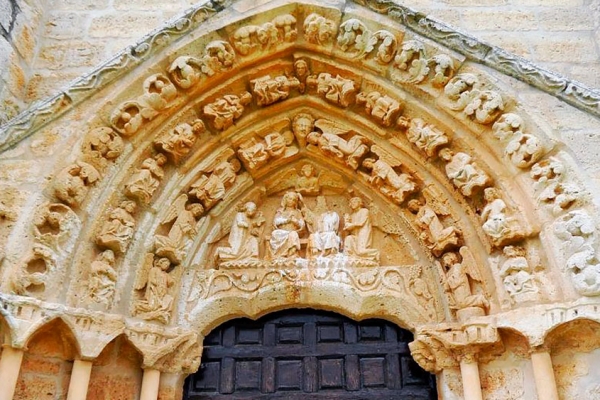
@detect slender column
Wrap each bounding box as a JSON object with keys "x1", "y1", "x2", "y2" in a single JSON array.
[
  {"x1": 66, "y1": 359, "x2": 93, "y2": 400},
  {"x1": 530, "y1": 349, "x2": 559, "y2": 400},
  {"x1": 459, "y1": 353, "x2": 483, "y2": 400},
  {"x1": 0, "y1": 346, "x2": 24, "y2": 400},
  {"x1": 140, "y1": 368, "x2": 161, "y2": 400}
]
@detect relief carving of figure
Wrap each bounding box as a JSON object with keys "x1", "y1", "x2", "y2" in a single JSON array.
[
  {"x1": 304, "y1": 13, "x2": 338, "y2": 45},
  {"x1": 125, "y1": 153, "x2": 168, "y2": 205},
  {"x1": 408, "y1": 195, "x2": 461, "y2": 257},
  {"x1": 203, "y1": 92, "x2": 253, "y2": 130},
  {"x1": 408, "y1": 265, "x2": 435, "y2": 315},
  {"x1": 154, "y1": 119, "x2": 205, "y2": 164},
  {"x1": 215, "y1": 202, "x2": 265, "y2": 266},
  {"x1": 305, "y1": 196, "x2": 341, "y2": 258},
  {"x1": 140, "y1": 74, "x2": 178, "y2": 113},
  {"x1": 11, "y1": 245, "x2": 54, "y2": 296},
  {"x1": 232, "y1": 15, "x2": 297, "y2": 56},
  {"x1": 343, "y1": 197, "x2": 379, "y2": 262},
  {"x1": 356, "y1": 91, "x2": 403, "y2": 127},
  {"x1": 251, "y1": 75, "x2": 300, "y2": 106},
  {"x1": 363, "y1": 157, "x2": 417, "y2": 205},
  {"x1": 82, "y1": 127, "x2": 124, "y2": 168},
  {"x1": 405, "y1": 118, "x2": 449, "y2": 158},
  {"x1": 33, "y1": 203, "x2": 79, "y2": 252},
  {"x1": 88, "y1": 250, "x2": 117, "y2": 307},
  {"x1": 133, "y1": 255, "x2": 176, "y2": 324},
  {"x1": 306, "y1": 73, "x2": 357, "y2": 107},
  {"x1": 267, "y1": 191, "x2": 306, "y2": 260},
  {"x1": 492, "y1": 113, "x2": 524, "y2": 141},
  {"x1": 463, "y1": 90, "x2": 504, "y2": 124},
  {"x1": 430, "y1": 54, "x2": 455, "y2": 87},
  {"x1": 295, "y1": 164, "x2": 320, "y2": 196},
  {"x1": 307, "y1": 119, "x2": 369, "y2": 170},
  {"x1": 189, "y1": 158, "x2": 241, "y2": 211},
  {"x1": 111, "y1": 102, "x2": 144, "y2": 136},
  {"x1": 440, "y1": 247, "x2": 489, "y2": 319},
  {"x1": 532, "y1": 158, "x2": 581, "y2": 215},
  {"x1": 293, "y1": 60, "x2": 310, "y2": 93},
  {"x1": 366, "y1": 30, "x2": 398, "y2": 64},
  {"x1": 439, "y1": 148, "x2": 491, "y2": 197},
  {"x1": 237, "y1": 131, "x2": 292, "y2": 171},
  {"x1": 566, "y1": 245, "x2": 600, "y2": 296},
  {"x1": 54, "y1": 161, "x2": 100, "y2": 207},
  {"x1": 292, "y1": 112, "x2": 315, "y2": 148},
  {"x1": 499, "y1": 246, "x2": 537, "y2": 300},
  {"x1": 554, "y1": 210, "x2": 596, "y2": 253},
  {"x1": 481, "y1": 188, "x2": 525, "y2": 247},
  {"x1": 95, "y1": 200, "x2": 136, "y2": 254},
  {"x1": 444, "y1": 73, "x2": 479, "y2": 111},
  {"x1": 154, "y1": 194, "x2": 204, "y2": 264}
]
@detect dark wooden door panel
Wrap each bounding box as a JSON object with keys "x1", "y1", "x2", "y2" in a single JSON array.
[{"x1": 184, "y1": 310, "x2": 437, "y2": 399}]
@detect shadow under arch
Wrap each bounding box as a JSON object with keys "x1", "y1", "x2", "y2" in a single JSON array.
[
  {"x1": 543, "y1": 318, "x2": 600, "y2": 354},
  {"x1": 22, "y1": 317, "x2": 81, "y2": 360}
]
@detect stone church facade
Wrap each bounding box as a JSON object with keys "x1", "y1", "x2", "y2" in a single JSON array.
[{"x1": 1, "y1": 0, "x2": 600, "y2": 399}]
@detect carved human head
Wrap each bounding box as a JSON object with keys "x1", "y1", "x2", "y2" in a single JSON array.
[
  {"x1": 301, "y1": 164, "x2": 315, "y2": 177},
  {"x1": 229, "y1": 158, "x2": 242, "y2": 173},
  {"x1": 282, "y1": 191, "x2": 300, "y2": 208},
  {"x1": 438, "y1": 148, "x2": 453, "y2": 161},
  {"x1": 306, "y1": 131, "x2": 321, "y2": 145},
  {"x1": 349, "y1": 197, "x2": 363, "y2": 210},
  {"x1": 362, "y1": 158, "x2": 376, "y2": 170},
  {"x1": 188, "y1": 203, "x2": 205, "y2": 217},
  {"x1": 155, "y1": 153, "x2": 168, "y2": 165},
  {"x1": 407, "y1": 199, "x2": 423, "y2": 214},
  {"x1": 441, "y1": 252, "x2": 459, "y2": 268},
  {"x1": 293, "y1": 114, "x2": 315, "y2": 137},
  {"x1": 155, "y1": 257, "x2": 171, "y2": 271},
  {"x1": 484, "y1": 187, "x2": 500, "y2": 202},
  {"x1": 99, "y1": 250, "x2": 115, "y2": 265},
  {"x1": 120, "y1": 200, "x2": 136, "y2": 213},
  {"x1": 244, "y1": 202, "x2": 257, "y2": 216},
  {"x1": 294, "y1": 59, "x2": 309, "y2": 77},
  {"x1": 503, "y1": 245, "x2": 525, "y2": 258}
]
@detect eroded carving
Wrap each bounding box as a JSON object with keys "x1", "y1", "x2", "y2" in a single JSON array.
[
  {"x1": 203, "y1": 92, "x2": 253, "y2": 130},
  {"x1": 251, "y1": 75, "x2": 300, "y2": 106},
  {"x1": 267, "y1": 191, "x2": 306, "y2": 261},
  {"x1": 306, "y1": 196, "x2": 341, "y2": 259},
  {"x1": 133, "y1": 254, "x2": 177, "y2": 324},
  {"x1": 95, "y1": 200, "x2": 136, "y2": 254},
  {"x1": 356, "y1": 91, "x2": 403, "y2": 127},
  {"x1": 499, "y1": 246, "x2": 538, "y2": 302},
  {"x1": 232, "y1": 14, "x2": 297, "y2": 56},
  {"x1": 404, "y1": 118, "x2": 449, "y2": 158},
  {"x1": 439, "y1": 148, "x2": 490, "y2": 197},
  {"x1": 306, "y1": 73, "x2": 357, "y2": 107},
  {"x1": 363, "y1": 156, "x2": 417, "y2": 205},
  {"x1": 188, "y1": 158, "x2": 241, "y2": 211},
  {"x1": 343, "y1": 197, "x2": 379, "y2": 263},
  {"x1": 154, "y1": 119, "x2": 205, "y2": 164},
  {"x1": 53, "y1": 161, "x2": 100, "y2": 207},
  {"x1": 11, "y1": 245, "x2": 56, "y2": 296},
  {"x1": 238, "y1": 128, "x2": 296, "y2": 171},
  {"x1": 307, "y1": 119, "x2": 369, "y2": 170},
  {"x1": 168, "y1": 41, "x2": 235, "y2": 88},
  {"x1": 531, "y1": 157, "x2": 581, "y2": 214},
  {"x1": 33, "y1": 203, "x2": 80, "y2": 253},
  {"x1": 304, "y1": 13, "x2": 338, "y2": 45},
  {"x1": 82, "y1": 127, "x2": 124, "y2": 169},
  {"x1": 444, "y1": 74, "x2": 504, "y2": 124},
  {"x1": 88, "y1": 250, "x2": 118, "y2": 307},
  {"x1": 481, "y1": 188, "x2": 526, "y2": 247},
  {"x1": 125, "y1": 153, "x2": 168, "y2": 205}
]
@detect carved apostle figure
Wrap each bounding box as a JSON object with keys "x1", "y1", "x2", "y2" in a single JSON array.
[
  {"x1": 405, "y1": 118, "x2": 449, "y2": 158},
  {"x1": 251, "y1": 75, "x2": 300, "y2": 106},
  {"x1": 441, "y1": 248, "x2": 488, "y2": 318},
  {"x1": 54, "y1": 161, "x2": 100, "y2": 207},
  {"x1": 238, "y1": 132, "x2": 288, "y2": 170},
  {"x1": 306, "y1": 73, "x2": 357, "y2": 107},
  {"x1": 307, "y1": 128, "x2": 368, "y2": 170},
  {"x1": 499, "y1": 246, "x2": 537, "y2": 299},
  {"x1": 83, "y1": 127, "x2": 124, "y2": 167},
  {"x1": 356, "y1": 91, "x2": 403, "y2": 127},
  {"x1": 154, "y1": 119, "x2": 205, "y2": 164},
  {"x1": 134, "y1": 256, "x2": 175, "y2": 324},
  {"x1": 481, "y1": 188, "x2": 525, "y2": 247},
  {"x1": 125, "y1": 153, "x2": 168, "y2": 204},
  {"x1": 306, "y1": 197, "x2": 341, "y2": 258},
  {"x1": 268, "y1": 192, "x2": 306, "y2": 259},
  {"x1": 154, "y1": 194, "x2": 204, "y2": 264},
  {"x1": 95, "y1": 200, "x2": 136, "y2": 254},
  {"x1": 189, "y1": 158, "x2": 241, "y2": 210},
  {"x1": 408, "y1": 198, "x2": 461, "y2": 257},
  {"x1": 203, "y1": 92, "x2": 253, "y2": 130},
  {"x1": 215, "y1": 202, "x2": 265, "y2": 266},
  {"x1": 343, "y1": 197, "x2": 379, "y2": 262},
  {"x1": 439, "y1": 148, "x2": 490, "y2": 197},
  {"x1": 88, "y1": 250, "x2": 117, "y2": 307},
  {"x1": 363, "y1": 158, "x2": 417, "y2": 205}
]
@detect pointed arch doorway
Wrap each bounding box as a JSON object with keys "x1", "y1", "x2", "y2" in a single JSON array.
[{"x1": 184, "y1": 309, "x2": 437, "y2": 399}]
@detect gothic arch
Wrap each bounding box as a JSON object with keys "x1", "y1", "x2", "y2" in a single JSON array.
[{"x1": 0, "y1": 1, "x2": 599, "y2": 395}]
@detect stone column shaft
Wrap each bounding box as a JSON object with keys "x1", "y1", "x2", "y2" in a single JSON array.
[
  {"x1": 140, "y1": 368, "x2": 161, "y2": 400},
  {"x1": 0, "y1": 346, "x2": 24, "y2": 400},
  {"x1": 66, "y1": 359, "x2": 93, "y2": 400},
  {"x1": 459, "y1": 357, "x2": 483, "y2": 400},
  {"x1": 531, "y1": 350, "x2": 559, "y2": 400}
]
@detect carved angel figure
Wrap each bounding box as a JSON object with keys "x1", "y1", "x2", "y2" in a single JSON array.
[
  {"x1": 88, "y1": 250, "x2": 117, "y2": 307},
  {"x1": 307, "y1": 119, "x2": 369, "y2": 170},
  {"x1": 82, "y1": 127, "x2": 124, "y2": 167},
  {"x1": 238, "y1": 131, "x2": 290, "y2": 171},
  {"x1": 154, "y1": 194, "x2": 204, "y2": 264},
  {"x1": 405, "y1": 118, "x2": 449, "y2": 158},
  {"x1": 363, "y1": 158, "x2": 417, "y2": 205},
  {"x1": 133, "y1": 255, "x2": 175, "y2": 324},
  {"x1": 408, "y1": 194, "x2": 461, "y2": 257},
  {"x1": 439, "y1": 148, "x2": 490, "y2": 197},
  {"x1": 343, "y1": 197, "x2": 379, "y2": 262},
  {"x1": 95, "y1": 200, "x2": 136, "y2": 254},
  {"x1": 304, "y1": 13, "x2": 337, "y2": 45},
  {"x1": 305, "y1": 196, "x2": 341, "y2": 258},
  {"x1": 54, "y1": 161, "x2": 100, "y2": 207},
  {"x1": 125, "y1": 153, "x2": 168, "y2": 205},
  {"x1": 356, "y1": 91, "x2": 403, "y2": 127},
  {"x1": 306, "y1": 73, "x2": 357, "y2": 107},
  {"x1": 189, "y1": 158, "x2": 241, "y2": 210},
  {"x1": 154, "y1": 119, "x2": 205, "y2": 164},
  {"x1": 268, "y1": 191, "x2": 306, "y2": 260},
  {"x1": 440, "y1": 247, "x2": 489, "y2": 316},
  {"x1": 481, "y1": 188, "x2": 525, "y2": 247},
  {"x1": 499, "y1": 246, "x2": 537, "y2": 298},
  {"x1": 203, "y1": 92, "x2": 253, "y2": 130},
  {"x1": 251, "y1": 75, "x2": 300, "y2": 106},
  {"x1": 215, "y1": 202, "x2": 265, "y2": 265}
]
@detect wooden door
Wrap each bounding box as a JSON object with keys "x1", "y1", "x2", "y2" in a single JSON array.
[{"x1": 184, "y1": 310, "x2": 437, "y2": 399}]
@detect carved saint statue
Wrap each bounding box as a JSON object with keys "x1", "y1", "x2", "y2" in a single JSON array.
[
  {"x1": 408, "y1": 197, "x2": 461, "y2": 257},
  {"x1": 215, "y1": 202, "x2": 265, "y2": 266},
  {"x1": 440, "y1": 247, "x2": 488, "y2": 319},
  {"x1": 481, "y1": 188, "x2": 525, "y2": 247},
  {"x1": 268, "y1": 191, "x2": 306, "y2": 260},
  {"x1": 343, "y1": 197, "x2": 379, "y2": 262},
  {"x1": 237, "y1": 132, "x2": 289, "y2": 171},
  {"x1": 439, "y1": 148, "x2": 490, "y2": 197},
  {"x1": 306, "y1": 73, "x2": 357, "y2": 107},
  {"x1": 189, "y1": 158, "x2": 241, "y2": 210},
  {"x1": 203, "y1": 92, "x2": 253, "y2": 130},
  {"x1": 363, "y1": 158, "x2": 417, "y2": 205},
  {"x1": 408, "y1": 265, "x2": 435, "y2": 316},
  {"x1": 499, "y1": 246, "x2": 537, "y2": 299},
  {"x1": 82, "y1": 127, "x2": 124, "y2": 168},
  {"x1": 251, "y1": 75, "x2": 300, "y2": 106},
  {"x1": 125, "y1": 153, "x2": 168, "y2": 205},
  {"x1": 356, "y1": 91, "x2": 403, "y2": 127},
  {"x1": 88, "y1": 250, "x2": 117, "y2": 307},
  {"x1": 154, "y1": 119, "x2": 205, "y2": 164},
  {"x1": 307, "y1": 119, "x2": 369, "y2": 170},
  {"x1": 95, "y1": 200, "x2": 136, "y2": 254},
  {"x1": 154, "y1": 194, "x2": 204, "y2": 264},
  {"x1": 306, "y1": 196, "x2": 341, "y2": 258},
  {"x1": 133, "y1": 255, "x2": 176, "y2": 324},
  {"x1": 54, "y1": 161, "x2": 101, "y2": 207}
]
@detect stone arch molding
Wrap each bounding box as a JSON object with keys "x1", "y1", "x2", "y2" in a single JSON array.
[{"x1": 0, "y1": 0, "x2": 599, "y2": 378}]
